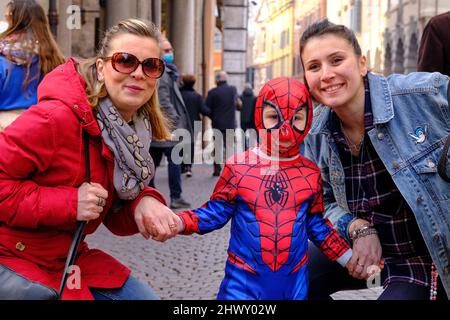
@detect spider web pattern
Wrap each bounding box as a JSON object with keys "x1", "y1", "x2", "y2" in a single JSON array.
[{"x1": 211, "y1": 151, "x2": 322, "y2": 272}]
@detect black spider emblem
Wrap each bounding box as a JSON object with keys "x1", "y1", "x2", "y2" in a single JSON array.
[{"x1": 264, "y1": 172, "x2": 289, "y2": 207}]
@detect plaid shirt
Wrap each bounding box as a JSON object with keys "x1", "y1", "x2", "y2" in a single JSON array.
[{"x1": 330, "y1": 79, "x2": 432, "y2": 288}]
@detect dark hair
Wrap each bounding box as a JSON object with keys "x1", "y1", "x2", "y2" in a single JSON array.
[
  {"x1": 182, "y1": 74, "x2": 196, "y2": 88},
  {"x1": 299, "y1": 18, "x2": 362, "y2": 58}
]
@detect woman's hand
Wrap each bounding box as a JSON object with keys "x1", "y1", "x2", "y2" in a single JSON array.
[
  {"x1": 346, "y1": 219, "x2": 383, "y2": 280},
  {"x1": 347, "y1": 234, "x2": 383, "y2": 280},
  {"x1": 77, "y1": 182, "x2": 108, "y2": 222},
  {"x1": 134, "y1": 196, "x2": 181, "y2": 242}
]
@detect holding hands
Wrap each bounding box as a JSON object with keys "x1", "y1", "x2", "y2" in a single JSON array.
[
  {"x1": 77, "y1": 183, "x2": 182, "y2": 241},
  {"x1": 346, "y1": 219, "x2": 384, "y2": 280},
  {"x1": 134, "y1": 196, "x2": 182, "y2": 242}
]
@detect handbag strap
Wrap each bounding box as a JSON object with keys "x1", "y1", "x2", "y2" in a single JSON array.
[
  {"x1": 58, "y1": 129, "x2": 90, "y2": 298},
  {"x1": 437, "y1": 84, "x2": 450, "y2": 183}
]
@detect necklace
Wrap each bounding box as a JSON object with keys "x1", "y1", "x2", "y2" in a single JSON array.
[
  {"x1": 351, "y1": 140, "x2": 365, "y2": 216},
  {"x1": 340, "y1": 122, "x2": 364, "y2": 154},
  {"x1": 341, "y1": 121, "x2": 365, "y2": 217}
]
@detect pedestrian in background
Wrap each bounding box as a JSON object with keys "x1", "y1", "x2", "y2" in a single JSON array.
[
  {"x1": 417, "y1": 11, "x2": 450, "y2": 77},
  {"x1": 300, "y1": 19, "x2": 449, "y2": 300},
  {"x1": 0, "y1": 0, "x2": 65, "y2": 132},
  {"x1": 179, "y1": 73, "x2": 210, "y2": 177},
  {"x1": 206, "y1": 70, "x2": 239, "y2": 176},
  {"x1": 150, "y1": 38, "x2": 192, "y2": 209},
  {"x1": 239, "y1": 82, "x2": 256, "y2": 150},
  {"x1": 0, "y1": 18, "x2": 179, "y2": 300}
]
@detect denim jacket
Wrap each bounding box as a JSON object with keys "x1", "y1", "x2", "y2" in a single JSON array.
[{"x1": 304, "y1": 72, "x2": 450, "y2": 296}]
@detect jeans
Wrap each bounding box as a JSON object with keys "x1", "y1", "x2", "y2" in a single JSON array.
[
  {"x1": 90, "y1": 275, "x2": 159, "y2": 300},
  {"x1": 149, "y1": 146, "x2": 182, "y2": 200},
  {"x1": 307, "y1": 241, "x2": 448, "y2": 300}
]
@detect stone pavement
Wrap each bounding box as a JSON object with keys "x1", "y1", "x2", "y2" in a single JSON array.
[{"x1": 87, "y1": 162, "x2": 382, "y2": 300}]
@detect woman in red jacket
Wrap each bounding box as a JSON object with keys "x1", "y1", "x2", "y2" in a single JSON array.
[{"x1": 0, "y1": 18, "x2": 180, "y2": 300}]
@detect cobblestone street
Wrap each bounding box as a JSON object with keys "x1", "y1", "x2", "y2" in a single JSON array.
[{"x1": 87, "y1": 162, "x2": 382, "y2": 300}]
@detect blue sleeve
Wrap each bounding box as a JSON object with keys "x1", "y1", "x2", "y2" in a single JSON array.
[
  {"x1": 177, "y1": 163, "x2": 237, "y2": 234},
  {"x1": 305, "y1": 174, "x2": 351, "y2": 264},
  {"x1": 178, "y1": 199, "x2": 235, "y2": 235},
  {"x1": 0, "y1": 60, "x2": 6, "y2": 97},
  {"x1": 307, "y1": 212, "x2": 351, "y2": 264}
]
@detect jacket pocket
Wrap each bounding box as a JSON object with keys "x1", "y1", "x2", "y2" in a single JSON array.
[{"x1": 412, "y1": 147, "x2": 450, "y2": 202}]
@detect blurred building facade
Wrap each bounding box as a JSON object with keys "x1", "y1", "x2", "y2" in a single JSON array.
[
  {"x1": 292, "y1": 0, "x2": 326, "y2": 80},
  {"x1": 252, "y1": 0, "x2": 295, "y2": 92},
  {"x1": 0, "y1": 0, "x2": 250, "y2": 96},
  {"x1": 249, "y1": 0, "x2": 450, "y2": 85},
  {"x1": 327, "y1": 1, "x2": 387, "y2": 75},
  {"x1": 221, "y1": 0, "x2": 249, "y2": 93},
  {"x1": 384, "y1": 0, "x2": 450, "y2": 75},
  {"x1": 3, "y1": 1, "x2": 450, "y2": 92}
]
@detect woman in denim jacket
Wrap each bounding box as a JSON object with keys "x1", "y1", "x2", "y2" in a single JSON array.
[{"x1": 301, "y1": 19, "x2": 449, "y2": 300}]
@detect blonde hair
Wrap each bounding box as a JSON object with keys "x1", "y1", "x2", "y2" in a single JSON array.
[
  {"x1": 77, "y1": 18, "x2": 171, "y2": 140},
  {"x1": 1, "y1": 0, "x2": 65, "y2": 91}
]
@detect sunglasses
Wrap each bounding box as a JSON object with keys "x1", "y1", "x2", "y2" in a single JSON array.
[{"x1": 103, "y1": 52, "x2": 165, "y2": 79}]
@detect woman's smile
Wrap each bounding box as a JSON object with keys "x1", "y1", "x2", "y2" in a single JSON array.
[
  {"x1": 125, "y1": 84, "x2": 145, "y2": 94},
  {"x1": 322, "y1": 83, "x2": 345, "y2": 94}
]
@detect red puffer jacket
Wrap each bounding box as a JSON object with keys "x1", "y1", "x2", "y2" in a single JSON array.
[{"x1": 0, "y1": 58, "x2": 166, "y2": 300}]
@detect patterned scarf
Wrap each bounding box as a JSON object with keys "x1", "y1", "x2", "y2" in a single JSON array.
[
  {"x1": 96, "y1": 98, "x2": 155, "y2": 200},
  {"x1": 0, "y1": 31, "x2": 39, "y2": 65}
]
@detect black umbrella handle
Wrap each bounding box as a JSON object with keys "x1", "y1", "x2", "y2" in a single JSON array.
[
  {"x1": 58, "y1": 221, "x2": 86, "y2": 297},
  {"x1": 58, "y1": 130, "x2": 90, "y2": 299}
]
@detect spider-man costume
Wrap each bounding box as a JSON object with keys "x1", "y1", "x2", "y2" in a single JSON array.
[{"x1": 178, "y1": 78, "x2": 351, "y2": 300}]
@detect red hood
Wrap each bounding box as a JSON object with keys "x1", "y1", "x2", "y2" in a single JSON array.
[{"x1": 37, "y1": 58, "x2": 101, "y2": 136}]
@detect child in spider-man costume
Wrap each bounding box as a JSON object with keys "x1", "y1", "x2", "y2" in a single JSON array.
[{"x1": 175, "y1": 77, "x2": 352, "y2": 300}]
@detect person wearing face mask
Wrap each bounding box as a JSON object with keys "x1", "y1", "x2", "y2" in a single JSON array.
[
  {"x1": 0, "y1": 0, "x2": 65, "y2": 132},
  {"x1": 0, "y1": 19, "x2": 180, "y2": 300},
  {"x1": 149, "y1": 38, "x2": 192, "y2": 209},
  {"x1": 156, "y1": 77, "x2": 354, "y2": 300},
  {"x1": 300, "y1": 19, "x2": 450, "y2": 300}
]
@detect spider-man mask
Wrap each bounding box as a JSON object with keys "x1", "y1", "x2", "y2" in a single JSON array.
[{"x1": 254, "y1": 77, "x2": 313, "y2": 158}]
